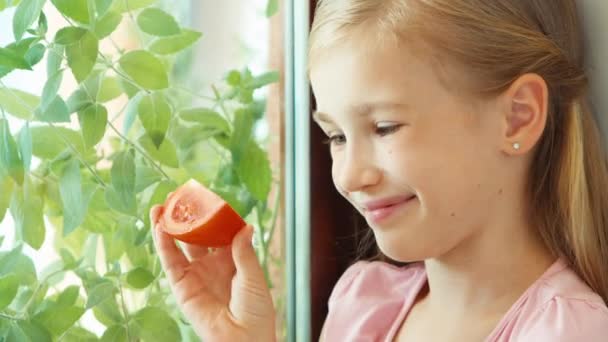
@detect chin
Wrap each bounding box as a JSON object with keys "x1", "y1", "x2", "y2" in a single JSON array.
[{"x1": 373, "y1": 230, "x2": 439, "y2": 263}]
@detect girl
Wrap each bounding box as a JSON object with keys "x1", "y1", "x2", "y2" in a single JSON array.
[{"x1": 151, "y1": 0, "x2": 608, "y2": 341}]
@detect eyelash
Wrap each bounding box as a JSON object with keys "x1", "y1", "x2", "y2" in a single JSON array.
[{"x1": 322, "y1": 124, "x2": 402, "y2": 145}]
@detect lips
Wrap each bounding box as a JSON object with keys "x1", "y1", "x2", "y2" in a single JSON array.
[{"x1": 361, "y1": 194, "x2": 416, "y2": 212}]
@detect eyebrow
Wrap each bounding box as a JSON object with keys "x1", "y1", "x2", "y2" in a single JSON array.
[{"x1": 312, "y1": 102, "x2": 408, "y2": 124}]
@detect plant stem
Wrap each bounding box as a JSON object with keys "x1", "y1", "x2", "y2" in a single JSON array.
[
  {"x1": 118, "y1": 275, "x2": 133, "y2": 341},
  {"x1": 111, "y1": 98, "x2": 129, "y2": 123},
  {"x1": 107, "y1": 122, "x2": 171, "y2": 180},
  {"x1": 0, "y1": 312, "x2": 19, "y2": 320},
  {"x1": 211, "y1": 84, "x2": 232, "y2": 123},
  {"x1": 108, "y1": 37, "x2": 124, "y2": 55},
  {"x1": 125, "y1": 0, "x2": 146, "y2": 48},
  {"x1": 267, "y1": 183, "x2": 281, "y2": 253},
  {"x1": 174, "y1": 86, "x2": 217, "y2": 102}
]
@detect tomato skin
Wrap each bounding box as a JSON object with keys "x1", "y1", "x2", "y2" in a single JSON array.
[{"x1": 158, "y1": 180, "x2": 247, "y2": 247}]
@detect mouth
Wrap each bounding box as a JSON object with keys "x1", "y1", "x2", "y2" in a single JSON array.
[{"x1": 362, "y1": 194, "x2": 417, "y2": 223}]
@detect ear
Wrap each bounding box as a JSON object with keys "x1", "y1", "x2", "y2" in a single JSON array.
[{"x1": 499, "y1": 73, "x2": 549, "y2": 155}]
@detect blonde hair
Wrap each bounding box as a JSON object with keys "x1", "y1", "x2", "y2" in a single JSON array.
[{"x1": 309, "y1": 0, "x2": 608, "y2": 304}]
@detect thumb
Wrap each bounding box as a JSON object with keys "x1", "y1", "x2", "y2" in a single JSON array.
[{"x1": 232, "y1": 224, "x2": 264, "y2": 280}]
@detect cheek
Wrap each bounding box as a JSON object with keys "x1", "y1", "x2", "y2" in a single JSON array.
[{"x1": 330, "y1": 157, "x2": 344, "y2": 192}]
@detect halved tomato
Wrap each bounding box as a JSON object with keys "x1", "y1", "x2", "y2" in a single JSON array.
[{"x1": 158, "y1": 179, "x2": 246, "y2": 247}]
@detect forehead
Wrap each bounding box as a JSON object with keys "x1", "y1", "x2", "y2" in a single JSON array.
[{"x1": 309, "y1": 37, "x2": 449, "y2": 115}]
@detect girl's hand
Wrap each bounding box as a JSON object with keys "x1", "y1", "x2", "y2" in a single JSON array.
[{"x1": 150, "y1": 205, "x2": 277, "y2": 342}]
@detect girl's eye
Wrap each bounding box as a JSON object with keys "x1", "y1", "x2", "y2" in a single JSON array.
[
  {"x1": 321, "y1": 124, "x2": 402, "y2": 146},
  {"x1": 322, "y1": 134, "x2": 346, "y2": 146},
  {"x1": 376, "y1": 124, "x2": 402, "y2": 136}
]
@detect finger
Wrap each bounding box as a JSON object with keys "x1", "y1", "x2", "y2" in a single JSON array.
[
  {"x1": 153, "y1": 226, "x2": 190, "y2": 285},
  {"x1": 183, "y1": 243, "x2": 210, "y2": 261},
  {"x1": 231, "y1": 225, "x2": 264, "y2": 280},
  {"x1": 149, "y1": 205, "x2": 163, "y2": 226}
]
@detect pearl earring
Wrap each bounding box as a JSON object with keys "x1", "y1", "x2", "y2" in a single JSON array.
[{"x1": 513, "y1": 142, "x2": 521, "y2": 150}]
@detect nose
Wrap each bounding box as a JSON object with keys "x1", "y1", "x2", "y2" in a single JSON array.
[{"x1": 333, "y1": 144, "x2": 382, "y2": 194}]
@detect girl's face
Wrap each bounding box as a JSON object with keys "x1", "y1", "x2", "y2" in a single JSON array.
[{"x1": 310, "y1": 38, "x2": 512, "y2": 262}]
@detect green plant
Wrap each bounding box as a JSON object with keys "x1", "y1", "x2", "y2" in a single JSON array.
[{"x1": 0, "y1": 0, "x2": 282, "y2": 340}]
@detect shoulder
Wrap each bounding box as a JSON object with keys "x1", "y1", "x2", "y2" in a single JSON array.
[
  {"x1": 327, "y1": 259, "x2": 425, "y2": 309},
  {"x1": 516, "y1": 260, "x2": 608, "y2": 341},
  {"x1": 321, "y1": 260, "x2": 426, "y2": 341}
]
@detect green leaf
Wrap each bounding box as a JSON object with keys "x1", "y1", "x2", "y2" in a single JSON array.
[
  {"x1": 236, "y1": 142, "x2": 272, "y2": 202},
  {"x1": 126, "y1": 267, "x2": 154, "y2": 289},
  {"x1": 95, "y1": 0, "x2": 113, "y2": 16},
  {"x1": 95, "y1": 10, "x2": 122, "y2": 39},
  {"x1": 111, "y1": 151, "x2": 135, "y2": 197},
  {"x1": 59, "y1": 326, "x2": 98, "y2": 341},
  {"x1": 59, "y1": 159, "x2": 88, "y2": 236},
  {"x1": 10, "y1": 179, "x2": 45, "y2": 249},
  {"x1": 37, "y1": 10, "x2": 48, "y2": 35},
  {"x1": 135, "y1": 164, "x2": 161, "y2": 192},
  {"x1": 78, "y1": 103, "x2": 107, "y2": 147},
  {"x1": 65, "y1": 30, "x2": 99, "y2": 83},
  {"x1": 5, "y1": 322, "x2": 28, "y2": 341},
  {"x1": 66, "y1": 88, "x2": 94, "y2": 114},
  {"x1": 131, "y1": 307, "x2": 181, "y2": 342},
  {"x1": 35, "y1": 95, "x2": 70, "y2": 123},
  {"x1": 137, "y1": 133, "x2": 178, "y2": 168},
  {"x1": 0, "y1": 175, "x2": 13, "y2": 222},
  {"x1": 92, "y1": 292, "x2": 123, "y2": 326},
  {"x1": 179, "y1": 107, "x2": 230, "y2": 133},
  {"x1": 111, "y1": 0, "x2": 156, "y2": 12},
  {"x1": 24, "y1": 42, "x2": 45, "y2": 66},
  {"x1": 12, "y1": 0, "x2": 45, "y2": 41},
  {"x1": 86, "y1": 280, "x2": 115, "y2": 309},
  {"x1": 57, "y1": 285, "x2": 80, "y2": 307},
  {"x1": 0, "y1": 247, "x2": 37, "y2": 286},
  {"x1": 30, "y1": 126, "x2": 87, "y2": 159},
  {"x1": 0, "y1": 49, "x2": 31, "y2": 77},
  {"x1": 119, "y1": 50, "x2": 168, "y2": 90},
  {"x1": 266, "y1": 0, "x2": 278, "y2": 17},
  {"x1": 106, "y1": 151, "x2": 136, "y2": 215},
  {"x1": 0, "y1": 0, "x2": 23, "y2": 11},
  {"x1": 149, "y1": 29, "x2": 202, "y2": 55},
  {"x1": 51, "y1": 0, "x2": 90, "y2": 23},
  {"x1": 0, "y1": 119, "x2": 24, "y2": 185},
  {"x1": 226, "y1": 69, "x2": 241, "y2": 86},
  {"x1": 41, "y1": 69, "x2": 64, "y2": 108},
  {"x1": 79, "y1": 188, "x2": 114, "y2": 234},
  {"x1": 0, "y1": 273, "x2": 19, "y2": 310},
  {"x1": 17, "y1": 121, "x2": 31, "y2": 171},
  {"x1": 102, "y1": 229, "x2": 126, "y2": 263},
  {"x1": 54, "y1": 27, "x2": 86, "y2": 45},
  {"x1": 170, "y1": 120, "x2": 225, "y2": 152},
  {"x1": 46, "y1": 44, "x2": 64, "y2": 77},
  {"x1": 17, "y1": 321, "x2": 52, "y2": 342},
  {"x1": 119, "y1": 75, "x2": 139, "y2": 98},
  {"x1": 250, "y1": 71, "x2": 280, "y2": 89},
  {"x1": 101, "y1": 325, "x2": 127, "y2": 342},
  {"x1": 138, "y1": 92, "x2": 171, "y2": 148},
  {"x1": 136, "y1": 8, "x2": 180, "y2": 36},
  {"x1": 122, "y1": 92, "x2": 141, "y2": 133},
  {"x1": 33, "y1": 304, "x2": 85, "y2": 336},
  {"x1": 0, "y1": 88, "x2": 39, "y2": 120},
  {"x1": 98, "y1": 76, "x2": 122, "y2": 102},
  {"x1": 230, "y1": 107, "x2": 254, "y2": 164}
]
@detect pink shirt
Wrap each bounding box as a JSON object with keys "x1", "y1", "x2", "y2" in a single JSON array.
[{"x1": 321, "y1": 258, "x2": 608, "y2": 341}]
